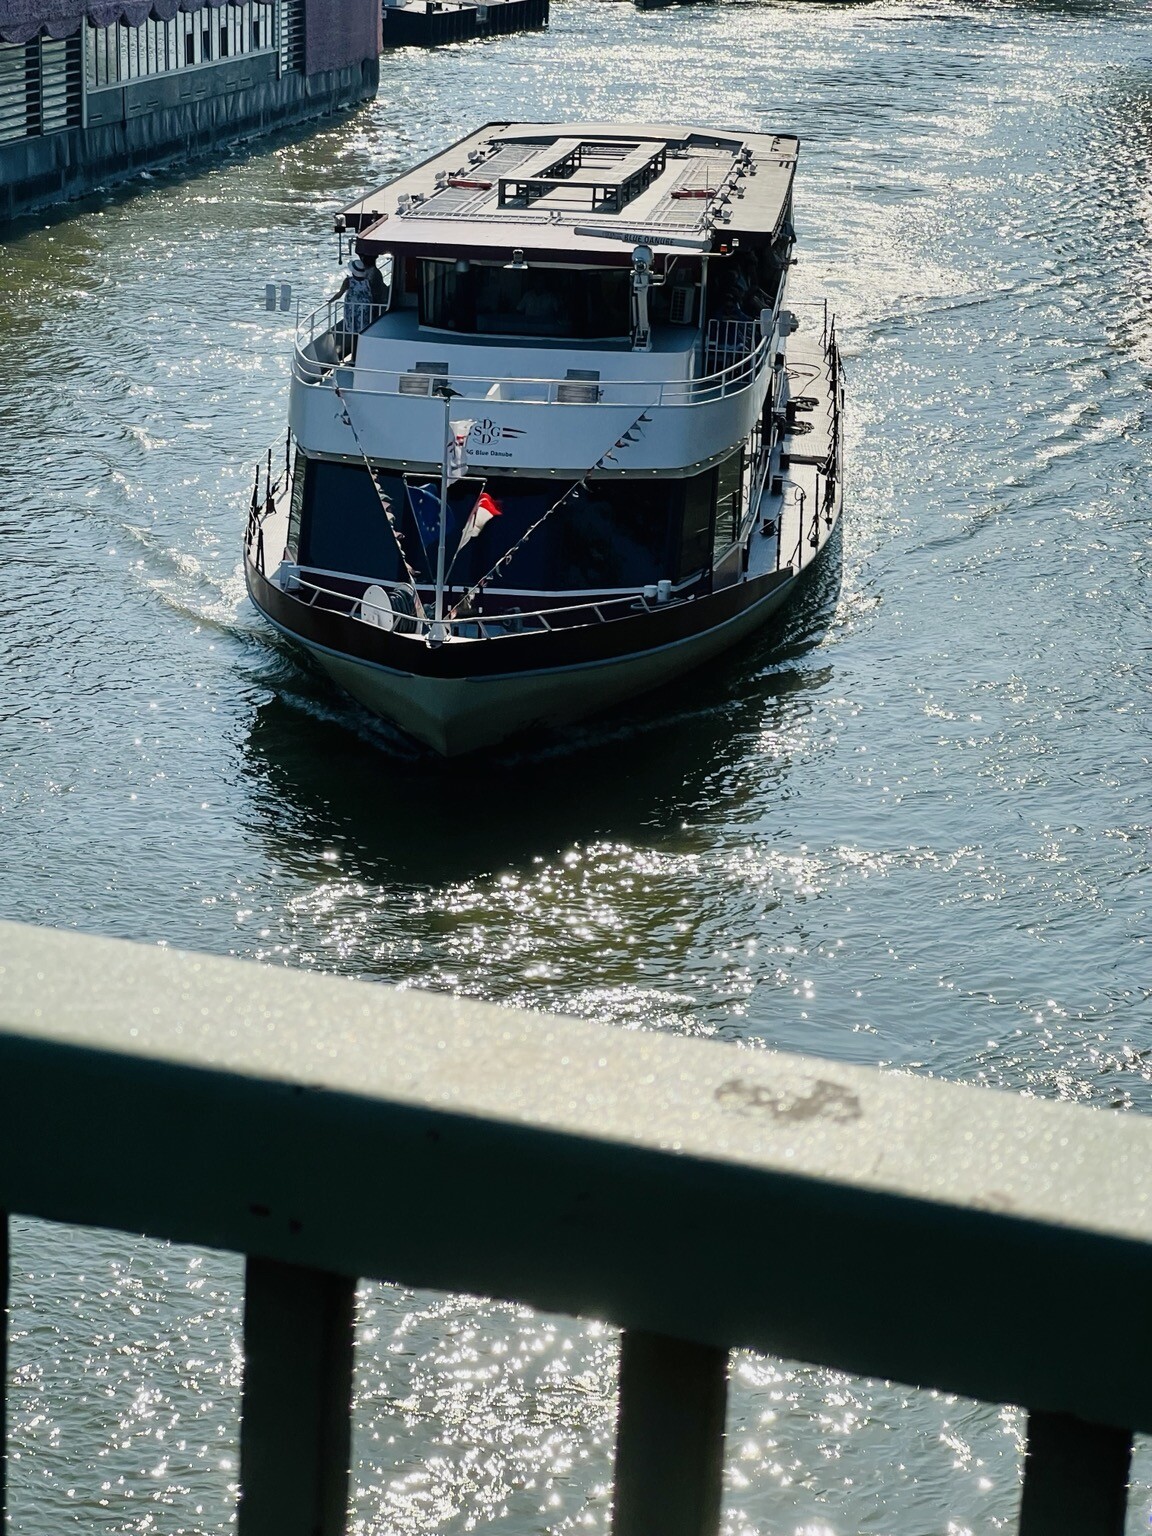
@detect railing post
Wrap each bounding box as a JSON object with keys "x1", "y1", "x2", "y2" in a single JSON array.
[
  {"x1": 1, "y1": 1209, "x2": 7, "y2": 1527},
  {"x1": 1018, "y1": 1410, "x2": 1132, "y2": 1536},
  {"x1": 610, "y1": 1331, "x2": 728, "y2": 1536},
  {"x1": 238, "y1": 1258, "x2": 357, "y2": 1536}
]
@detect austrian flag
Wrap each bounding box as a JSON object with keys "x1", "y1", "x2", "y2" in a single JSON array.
[{"x1": 457, "y1": 490, "x2": 501, "y2": 550}]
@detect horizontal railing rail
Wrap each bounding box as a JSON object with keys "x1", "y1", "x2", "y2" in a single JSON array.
[
  {"x1": 258, "y1": 562, "x2": 699, "y2": 641},
  {"x1": 293, "y1": 297, "x2": 771, "y2": 409},
  {"x1": 2, "y1": 920, "x2": 1149, "y2": 1535}
]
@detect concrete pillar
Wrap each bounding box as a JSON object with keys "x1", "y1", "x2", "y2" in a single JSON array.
[{"x1": 238, "y1": 1257, "x2": 357, "y2": 1536}]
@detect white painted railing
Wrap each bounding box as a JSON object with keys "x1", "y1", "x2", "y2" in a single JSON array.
[
  {"x1": 292, "y1": 298, "x2": 771, "y2": 409},
  {"x1": 257, "y1": 561, "x2": 700, "y2": 639}
]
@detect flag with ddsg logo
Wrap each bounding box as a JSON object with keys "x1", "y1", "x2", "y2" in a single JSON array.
[{"x1": 448, "y1": 419, "x2": 475, "y2": 484}]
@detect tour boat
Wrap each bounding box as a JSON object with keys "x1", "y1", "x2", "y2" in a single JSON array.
[{"x1": 244, "y1": 120, "x2": 844, "y2": 755}]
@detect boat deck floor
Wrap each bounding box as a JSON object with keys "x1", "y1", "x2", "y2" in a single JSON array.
[
  {"x1": 746, "y1": 326, "x2": 840, "y2": 584},
  {"x1": 784, "y1": 333, "x2": 837, "y2": 466}
]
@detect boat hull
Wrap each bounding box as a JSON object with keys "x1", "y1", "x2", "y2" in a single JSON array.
[{"x1": 246, "y1": 541, "x2": 833, "y2": 756}]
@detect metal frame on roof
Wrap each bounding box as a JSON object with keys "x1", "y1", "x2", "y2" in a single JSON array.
[{"x1": 341, "y1": 121, "x2": 799, "y2": 267}]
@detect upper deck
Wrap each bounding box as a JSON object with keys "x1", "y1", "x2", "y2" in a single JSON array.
[
  {"x1": 343, "y1": 121, "x2": 799, "y2": 265},
  {"x1": 293, "y1": 122, "x2": 802, "y2": 473}
]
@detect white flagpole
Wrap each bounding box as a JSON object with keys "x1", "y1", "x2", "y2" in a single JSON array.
[{"x1": 432, "y1": 385, "x2": 456, "y2": 639}]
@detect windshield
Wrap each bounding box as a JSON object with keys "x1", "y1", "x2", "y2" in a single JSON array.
[
  {"x1": 294, "y1": 463, "x2": 723, "y2": 590},
  {"x1": 419, "y1": 262, "x2": 630, "y2": 339}
]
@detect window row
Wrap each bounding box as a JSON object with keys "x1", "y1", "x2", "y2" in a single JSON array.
[
  {"x1": 86, "y1": 3, "x2": 276, "y2": 91},
  {"x1": 419, "y1": 261, "x2": 632, "y2": 342}
]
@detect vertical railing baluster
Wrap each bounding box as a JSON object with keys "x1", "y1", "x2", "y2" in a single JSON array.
[
  {"x1": 1, "y1": 1209, "x2": 8, "y2": 1527},
  {"x1": 238, "y1": 1257, "x2": 357, "y2": 1536},
  {"x1": 1018, "y1": 1409, "x2": 1132, "y2": 1536},
  {"x1": 610, "y1": 1331, "x2": 728, "y2": 1536}
]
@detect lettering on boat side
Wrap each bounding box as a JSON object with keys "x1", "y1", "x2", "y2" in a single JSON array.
[
  {"x1": 466, "y1": 419, "x2": 526, "y2": 462},
  {"x1": 469, "y1": 419, "x2": 527, "y2": 446},
  {"x1": 714, "y1": 1076, "x2": 862, "y2": 1123}
]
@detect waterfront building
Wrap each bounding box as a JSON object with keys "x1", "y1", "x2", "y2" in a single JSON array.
[{"x1": 0, "y1": 0, "x2": 380, "y2": 221}]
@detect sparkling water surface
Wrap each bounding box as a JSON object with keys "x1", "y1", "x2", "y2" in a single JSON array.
[{"x1": 2, "y1": 0, "x2": 1151, "y2": 1530}]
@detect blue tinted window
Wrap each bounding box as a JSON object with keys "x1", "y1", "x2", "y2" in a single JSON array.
[
  {"x1": 420, "y1": 262, "x2": 630, "y2": 340},
  {"x1": 299, "y1": 461, "x2": 405, "y2": 582},
  {"x1": 298, "y1": 462, "x2": 718, "y2": 593}
]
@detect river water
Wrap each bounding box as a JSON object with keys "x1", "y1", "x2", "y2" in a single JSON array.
[{"x1": 2, "y1": 0, "x2": 1151, "y2": 1530}]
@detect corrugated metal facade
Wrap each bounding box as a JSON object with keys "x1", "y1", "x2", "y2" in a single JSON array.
[{"x1": 1, "y1": 2, "x2": 226, "y2": 46}]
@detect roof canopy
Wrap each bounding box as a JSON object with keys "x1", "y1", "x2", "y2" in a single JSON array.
[
  {"x1": 344, "y1": 121, "x2": 799, "y2": 266},
  {"x1": 0, "y1": 0, "x2": 226, "y2": 45}
]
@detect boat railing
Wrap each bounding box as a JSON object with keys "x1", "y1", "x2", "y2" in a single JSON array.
[
  {"x1": 293, "y1": 298, "x2": 772, "y2": 409},
  {"x1": 268, "y1": 562, "x2": 698, "y2": 641},
  {"x1": 703, "y1": 317, "x2": 759, "y2": 377},
  {"x1": 3, "y1": 919, "x2": 1151, "y2": 1536},
  {"x1": 244, "y1": 433, "x2": 295, "y2": 579},
  {"x1": 772, "y1": 319, "x2": 842, "y2": 574}
]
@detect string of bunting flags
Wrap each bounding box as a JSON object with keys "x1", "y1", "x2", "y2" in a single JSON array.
[{"x1": 333, "y1": 385, "x2": 429, "y2": 617}]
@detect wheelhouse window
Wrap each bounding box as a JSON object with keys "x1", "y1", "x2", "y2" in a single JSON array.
[
  {"x1": 713, "y1": 448, "x2": 744, "y2": 556},
  {"x1": 419, "y1": 261, "x2": 630, "y2": 340},
  {"x1": 296, "y1": 460, "x2": 405, "y2": 584},
  {"x1": 678, "y1": 467, "x2": 712, "y2": 580}
]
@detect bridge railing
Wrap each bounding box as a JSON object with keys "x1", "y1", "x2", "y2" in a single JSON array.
[{"x1": 1, "y1": 919, "x2": 1149, "y2": 1535}]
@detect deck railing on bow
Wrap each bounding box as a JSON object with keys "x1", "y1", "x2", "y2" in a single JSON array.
[{"x1": 1, "y1": 920, "x2": 1148, "y2": 1536}]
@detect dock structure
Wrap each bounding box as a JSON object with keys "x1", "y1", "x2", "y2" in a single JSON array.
[
  {"x1": 0, "y1": 0, "x2": 380, "y2": 222},
  {"x1": 0, "y1": 918, "x2": 1148, "y2": 1534},
  {"x1": 381, "y1": 0, "x2": 547, "y2": 49}
]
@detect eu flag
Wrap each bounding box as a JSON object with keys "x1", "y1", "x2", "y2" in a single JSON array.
[{"x1": 407, "y1": 482, "x2": 442, "y2": 552}]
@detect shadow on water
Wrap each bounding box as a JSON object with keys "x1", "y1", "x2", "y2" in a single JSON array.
[{"x1": 240, "y1": 540, "x2": 843, "y2": 886}]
